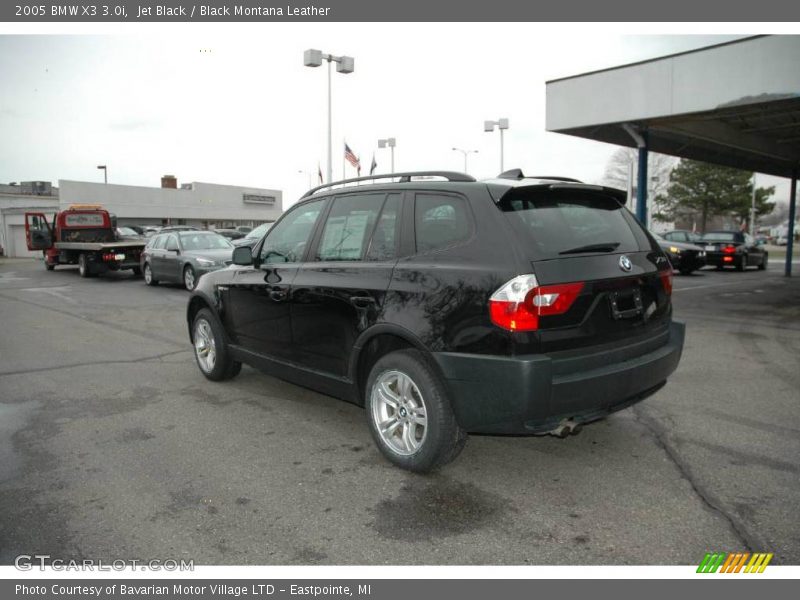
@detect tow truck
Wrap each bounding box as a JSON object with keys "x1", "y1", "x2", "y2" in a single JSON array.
[{"x1": 25, "y1": 205, "x2": 146, "y2": 278}]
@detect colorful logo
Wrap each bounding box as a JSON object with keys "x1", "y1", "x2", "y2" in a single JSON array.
[{"x1": 697, "y1": 552, "x2": 773, "y2": 573}]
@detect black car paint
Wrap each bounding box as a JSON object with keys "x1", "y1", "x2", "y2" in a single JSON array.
[
  {"x1": 188, "y1": 179, "x2": 684, "y2": 434},
  {"x1": 655, "y1": 237, "x2": 707, "y2": 274},
  {"x1": 702, "y1": 231, "x2": 767, "y2": 269}
]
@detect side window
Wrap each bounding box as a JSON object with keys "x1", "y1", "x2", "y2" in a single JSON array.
[
  {"x1": 366, "y1": 193, "x2": 401, "y2": 261},
  {"x1": 316, "y1": 193, "x2": 383, "y2": 261},
  {"x1": 415, "y1": 193, "x2": 471, "y2": 253},
  {"x1": 165, "y1": 235, "x2": 179, "y2": 251},
  {"x1": 259, "y1": 199, "x2": 325, "y2": 264}
]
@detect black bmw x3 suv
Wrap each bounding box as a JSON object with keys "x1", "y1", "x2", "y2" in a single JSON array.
[{"x1": 186, "y1": 170, "x2": 685, "y2": 472}]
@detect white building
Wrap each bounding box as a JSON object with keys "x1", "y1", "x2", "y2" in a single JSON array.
[
  {"x1": 59, "y1": 177, "x2": 283, "y2": 229},
  {"x1": 1, "y1": 177, "x2": 283, "y2": 258}
]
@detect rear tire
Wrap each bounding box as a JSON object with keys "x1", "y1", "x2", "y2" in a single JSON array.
[
  {"x1": 78, "y1": 253, "x2": 93, "y2": 278},
  {"x1": 143, "y1": 262, "x2": 158, "y2": 286},
  {"x1": 679, "y1": 268, "x2": 693, "y2": 276},
  {"x1": 759, "y1": 252, "x2": 768, "y2": 270},
  {"x1": 131, "y1": 266, "x2": 142, "y2": 277},
  {"x1": 192, "y1": 308, "x2": 241, "y2": 381},
  {"x1": 736, "y1": 255, "x2": 746, "y2": 271},
  {"x1": 365, "y1": 349, "x2": 467, "y2": 472}
]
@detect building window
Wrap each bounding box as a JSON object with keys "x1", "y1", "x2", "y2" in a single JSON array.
[{"x1": 243, "y1": 194, "x2": 276, "y2": 205}]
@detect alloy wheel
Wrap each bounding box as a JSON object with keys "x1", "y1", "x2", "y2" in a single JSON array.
[
  {"x1": 371, "y1": 370, "x2": 428, "y2": 456},
  {"x1": 193, "y1": 319, "x2": 216, "y2": 373}
]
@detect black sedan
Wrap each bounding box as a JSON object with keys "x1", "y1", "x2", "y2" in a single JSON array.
[
  {"x1": 141, "y1": 231, "x2": 234, "y2": 291},
  {"x1": 652, "y1": 233, "x2": 706, "y2": 275},
  {"x1": 701, "y1": 231, "x2": 768, "y2": 271}
]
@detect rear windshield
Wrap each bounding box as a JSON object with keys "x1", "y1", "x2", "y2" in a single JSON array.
[
  {"x1": 703, "y1": 232, "x2": 738, "y2": 242},
  {"x1": 179, "y1": 233, "x2": 233, "y2": 250},
  {"x1": 498, "y1": 188, "x2": 647, "y2": 260}
]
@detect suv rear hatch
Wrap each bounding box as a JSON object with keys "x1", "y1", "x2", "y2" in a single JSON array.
[{"x1": 492, "y1": 183, "x2": 672, "y2": 353}]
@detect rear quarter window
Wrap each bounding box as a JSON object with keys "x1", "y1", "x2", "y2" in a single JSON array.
[{"x1": 414, "y1": 193, "x2": 472, "y2": 253}]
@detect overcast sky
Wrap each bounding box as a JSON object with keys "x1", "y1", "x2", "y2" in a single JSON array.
[{"x1": 1, "y1": 27, "x2": 787, "y2": 208}]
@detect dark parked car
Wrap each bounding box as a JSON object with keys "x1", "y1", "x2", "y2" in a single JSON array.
[
  {"x1": 186, "y1": 170, "x2": 684, "y2": 472},
  {"x1": 214, "y1": 228, "x2": 246, "y2": 240},
  {"x1": 652, "y1": 233, "x2": 706, "y2": 275},
  {"x1": 142, "y1": 230, "x2": 234, "y2": 291},
  {"x1": 232, "y1": 222, "x2": 273, "y2": 249},
  {"x1": 116, "y1": 226, "x2": 144, "y2": 240},
  {"x1": 702, "y1": 230, "x2": 767, "y2": 271},
  {"x1": 663, "y1": 229, "x2": 704, "y2": 244}
]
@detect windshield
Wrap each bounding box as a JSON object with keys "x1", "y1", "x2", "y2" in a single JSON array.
[
  {"x1": 246, "y1": 223, "x2": 272, "y2": 239},
  {"x1": 703, "y1": 232, "x2": 737, "y2": 242},
  {"x1": 179, "y1": 232, "x2": 233, "y2": 250},
  {"x1": 499, "y1": 188, "x2": 646, "y2": 260},
  {"x1": 118, "y1": 227, "x2": 138, "y2": 236}
]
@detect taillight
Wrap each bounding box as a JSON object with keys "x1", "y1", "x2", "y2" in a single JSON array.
[
  {"x1": 723, "y1": 245, "x2": 736, "y2": 254},
  {"x1": 489, "y1": 275, "x2": 584, "y2": 332},
  {"x1": 660, "y1": 270, "x2": 673, "y2": 296}
]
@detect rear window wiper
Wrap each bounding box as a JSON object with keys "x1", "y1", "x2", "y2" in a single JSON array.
[{"x1": 559, "y1": 242, "x2": 620, "y2": 255}]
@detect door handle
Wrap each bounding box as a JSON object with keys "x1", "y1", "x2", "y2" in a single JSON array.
[
  {"x1": 350, "y1": 295, "x2": 376, "y2": 308},
  {"x1": 269, "y1": 289, "x2": 287, "y2": 302}
]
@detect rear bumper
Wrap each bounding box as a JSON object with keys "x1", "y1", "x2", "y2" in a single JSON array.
[
  {"x1": 705, "y1": 253, "x2": 740, "y2": 267},
  {"x1": 432, "y1": 321, "x2": 685, "y2": 434}
]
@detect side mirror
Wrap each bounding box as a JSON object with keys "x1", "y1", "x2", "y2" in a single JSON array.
[{"x1": 232, "y1": 246, "x2": 253, "y2": 266}]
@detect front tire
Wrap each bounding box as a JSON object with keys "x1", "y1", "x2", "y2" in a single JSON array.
[
  {"x1": 143, "y1": 262, "x2": 158, "y2": 286},
  {"x1": 365, "y1": 349, "x2": 466, "y2": 472},
  {"x1": 192, "y1": 308, "x2": 241, "y2": 381},
  {"x1": 184, "y1": 265, "x2": 197, "y2": 291}
]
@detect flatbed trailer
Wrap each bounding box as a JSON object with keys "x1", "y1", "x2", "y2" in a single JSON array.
[{"x1": 25, "y1": 205, "x2": 146, "y2": 278}]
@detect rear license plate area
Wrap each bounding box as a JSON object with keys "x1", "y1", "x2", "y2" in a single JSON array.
[{"x1": 609, "y1": 288, "x2": 643, "y2": 320}]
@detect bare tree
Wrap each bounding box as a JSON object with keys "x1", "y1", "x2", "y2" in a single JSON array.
[{"x1": 601, "y1": 147, "x2": 678, "y2": 221}]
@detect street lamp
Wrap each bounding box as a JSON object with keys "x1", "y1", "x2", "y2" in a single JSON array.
[
  {"x1": 378, "y1": 137, "x2": 396, "y2": 173},
  {"x1": 452, "y1": 147, "x2": 478, "y2": 173},
  {"x1": 304, "y1": 49, "x2": 355, "y2": 185},
  {"x1": 483, "y1": 118, "x2": 509, "y2": 172},
  {"x1": 97, "y1": 165, "x2": 107, "y2": 184}
]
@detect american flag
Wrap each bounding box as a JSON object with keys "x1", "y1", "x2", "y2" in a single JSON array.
[
  {"x1": 370, "y1": 153, "x2": 377, "y2": 175},
  {"x1": 318, "y1": 163, "x2": 323, "y2": 184},
  {"x1": 344, "y1": 143, "x2": 360, "y2": 170}
]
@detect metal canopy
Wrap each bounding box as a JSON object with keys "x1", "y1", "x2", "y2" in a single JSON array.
[
  {"x1": 554, "y1": 96, "x2": 800, "y2": 179},
  {"x1": 545, "y1": 36, "x2": 800, "y2": 178}
]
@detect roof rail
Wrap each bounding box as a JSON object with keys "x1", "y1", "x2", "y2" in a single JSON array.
[
  {"x1": 301, "y1": 171, "x2": 476, "y2": 198},
  {"x1": 496, "y1": 168, "x2": 582, "y2": 183}
]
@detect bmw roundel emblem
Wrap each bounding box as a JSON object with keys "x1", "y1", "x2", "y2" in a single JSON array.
[{"x1": 619, "y1": 255, "x2": 632, "y2": 272}]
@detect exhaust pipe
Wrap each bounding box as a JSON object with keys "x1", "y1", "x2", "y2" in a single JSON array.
[{"x1": 548, "y1": 419, "x2": 582, "y2": 438}]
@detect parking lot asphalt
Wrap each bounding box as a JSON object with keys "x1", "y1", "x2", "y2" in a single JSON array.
[{"x1": 0, "y1": 259, "x2": 798, "y2": 565}]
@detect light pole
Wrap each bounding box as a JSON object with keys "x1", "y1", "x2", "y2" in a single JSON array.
[
  {"x1": 484, "y1": 118, "x2": 509, "y2": 172},
  {"x1": 452, "y1": 147, "x2": 478, "y2": 173},
  {"x1": 750, "y1": 172, "x2": 757, "y2": 236},
  {"x1": 97, "y1": 165, "x2": 107, "y2": 184},
  {"x1": 304, "y1": 49, "x2": 354, "y2": 185},
  {"x1": 378, "y1": 138, "x2": 396, "y2": 173}
]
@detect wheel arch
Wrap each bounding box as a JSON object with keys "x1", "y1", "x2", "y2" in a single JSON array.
[{"x1": 349, "y1": 325, "x2": 439, "y2": 406}]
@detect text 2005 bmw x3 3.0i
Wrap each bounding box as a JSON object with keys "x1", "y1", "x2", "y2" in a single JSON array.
[{"x1": 186, "y1": 170, "x2": 685, "y2": 472}]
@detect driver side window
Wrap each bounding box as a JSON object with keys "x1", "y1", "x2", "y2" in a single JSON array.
[{"x1": 259, "y1": 199, "x2": 325, "y2": 264}]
